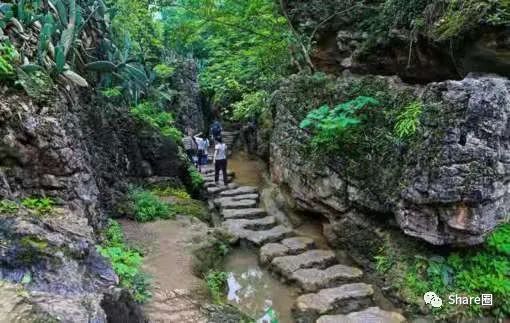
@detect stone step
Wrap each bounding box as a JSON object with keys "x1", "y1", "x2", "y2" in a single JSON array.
[
  {"x1": 291, "y1": 264, "x2": 363, "y2": 292},
  {"x1": 293, "y1": 283, "x2": 375, "y2": 323},
  {"x1": 270, "y1": 250, "x2": 337, "y2": 278},
  {"x1": 246, "y1": 225, "x2": 295, "y2": 245},
  {"x1": 225, "y1": 225, "x2": 294, "y2": 246},
  {"x1": 214, "y1": 194, "x2": 259, "y2": 207},
  {"x1": 316, "y1": 307, "x2": 406, "y2": 323},
  {"x1": 222, "y1": 208, "x2": 267, "y2": 220},
  {"x1": 219, "y1": 186, "x2": 258, "y2": 197},
  {"x1": 219, "y1": 199, "x2": 258, "y2": 210},
  {"x1": 203, "y1": 169, "x2": 235, "y2": 177},
  {"x1": 203, "y1": 176, "x2": 234, "y2": 184},
  {"x1": 259, "y1": 237, "x2": 316, "y2": 265},
  {"x1": 223, "y1": 216, "x2": 277, "y2": 232},
  {"x1": 207, "y1": 183, "x2": 238, "y2": 195}
]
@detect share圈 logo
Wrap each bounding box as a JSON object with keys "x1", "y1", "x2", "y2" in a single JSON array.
[{"x1": 424, "y1": 291, "x2": 443, "y2": 308}]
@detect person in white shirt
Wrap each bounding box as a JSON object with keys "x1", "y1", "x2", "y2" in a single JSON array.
[
  {"x1": 194, "y1": 133, "x2": 209, "y2": 173},
  {"x1": 213, "y1": 136, "x2": 228, "y2": 185}
]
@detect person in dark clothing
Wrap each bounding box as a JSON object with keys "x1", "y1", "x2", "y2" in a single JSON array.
[
  {"x1": 213, "y1": 136, "x2": 228, "y2": 185},
  {"x1": 211, "y1": 120, "x2": 223, "y2": 144}
]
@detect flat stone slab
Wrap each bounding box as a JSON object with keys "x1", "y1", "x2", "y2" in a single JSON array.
[
  {"x1": 247, "y1": 225, "x2": 295, "y2": 245},
  {"x1": 219, "y1": 199, "x2": 258, "y2": 210},
  {"x1": 214, "y1": 194, "x2": 259, "y2": 207},
  {"x1": 223, "y1": 216, "x2": 277, "y2": 232},
  {"x1": 316, "y1": 307, "x2": 406, "y2": 323},
  {"x1": 291, "y1": 264, "x2": 363, "y2": 292},
  {"x1": 271, "y1": 250, "x2": 337, "y2": 278},
  {"x1": 260, "y1": 243, "x2": 290, "y2": 265},
  {"x1": 281, "y1": 237, "x2": 315, "y2": 254},
  {"x1": 207, "y1": 183, "x2": 238, "y2": 195},
  {"x1": 222, "y1": 208, "x2": 267, "y2": 220},
  {"x1": 219, "y1": 186, "x2": 258, "y2": 197},
  {"x1": 293, "y1": 283, "x2": 374, "y2": 323}
]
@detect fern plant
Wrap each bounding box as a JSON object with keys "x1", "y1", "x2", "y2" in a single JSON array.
[
  {"x1": 300, "y1": 96, "x2": 380, "y2": 154},
  {"x1": 0, "y1": 41, "x2": 19, "y2": 80},
  {"x1": 394, "y1": 101, "x2": 423, "y2": 139}
]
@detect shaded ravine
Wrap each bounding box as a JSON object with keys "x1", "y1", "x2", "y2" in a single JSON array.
[{"x1": 206, "y1": 132, "x2": 407, "y2": 322}]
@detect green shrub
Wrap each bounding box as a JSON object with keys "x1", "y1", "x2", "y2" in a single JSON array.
[
  {"x1": 394, "y1": 101, "x2": 422, "y2": 139},
  {"x1": 100, "y1": 87, "x2": 122, "y2": 98},
  {"x1": 152, "y1": 187, "x2": 191, "y2": 199},
  {"x1": 0, "y1": 42, "x2": 19, "y2": 80},
  {"x1": 402, "y1": 223, "x2": 510, "y2": 319},
  {"x1": 129, "y1": 189, "x2": 171, "y2": 222},
  {"x1": 205, "y1": 270, "x2": 228, "y2": 303},
  {"x1": 15, "y1": 69, "x2": 54, "y2": 102},
  {"x1": 21, "y1": 197, "x2": 54, "y2": 215},
  {"x1": 231, "y1": 90, "x2": 269, "y2": 121},
  {"x1": 299, "y1": 96, "x2": 380, "y2": 155},
  {"x1": 188, "y1": 166, "x2": 204, "y2": 192},
  {"x1": 130, "y1": 102, "x2": 182, "y2": 142},
  {"x1": 0, "y1": 200, "x2": 19, "y2": 214},
  {"x1": 153, "y1": 64, "x2": 175, "y2": 79},
  {"x1": 98, "y1": 220, "x2": 151, "y2": 303}
]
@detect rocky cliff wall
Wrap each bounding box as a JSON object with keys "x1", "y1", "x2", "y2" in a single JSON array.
[
  {"x1": 270, "y1": 73, "x2": 510, "y2": 249},
  {"x1": 0, "y1": 82, "x2": 195, "y2": 321}
]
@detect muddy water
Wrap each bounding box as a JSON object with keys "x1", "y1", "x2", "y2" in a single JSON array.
[{"x1": 224, "y1": 249, "x2": 298, "y2": 323}]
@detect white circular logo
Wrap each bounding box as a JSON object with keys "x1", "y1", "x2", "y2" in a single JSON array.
[{"x1": 424, "y1": 291, "x2": 443, "y2": 308}]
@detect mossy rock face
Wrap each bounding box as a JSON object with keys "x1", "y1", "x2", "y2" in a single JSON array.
[{"x1": 271, "y1": 72, "x2": 510, "y2": 247}]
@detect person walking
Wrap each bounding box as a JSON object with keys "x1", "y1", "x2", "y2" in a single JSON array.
[
  {"x1": 211, "y1": 120, "x2": 223, "y2": 145},
  {"x1": 183, "y1": 129, "x2": 195, "y2": 162},
  {"x1": 194, "y1": 133, "x2": 209, "y2": 173},
  {"x1": 213, "y1": 136, "x2": 228, "y2": 186}
]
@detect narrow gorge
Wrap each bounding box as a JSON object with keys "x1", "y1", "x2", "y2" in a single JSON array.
[{"x1": 1, "y1": 0, "x2": 509, "y2": 322}]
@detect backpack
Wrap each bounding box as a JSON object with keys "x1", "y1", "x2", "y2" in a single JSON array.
[{"x1": 212, "y1": 122, "x2": 222, "y2": 136}]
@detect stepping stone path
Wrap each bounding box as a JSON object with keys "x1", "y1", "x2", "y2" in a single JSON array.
[{"x1": 204, "y1": 131, "x2": 405, "y2": 323}]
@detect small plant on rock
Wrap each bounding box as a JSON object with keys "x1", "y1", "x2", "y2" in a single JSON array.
[
  {"x1": 205, "y1": 270, "x2": 228, "y2": 303},
  {"x1": 21, "y1": 197, "x2": 54, "y2": 215},
  {"x1": 98, "y1": 220, "x2": 151, "y2": 303},
  {"x1": 0, "y1": 199, "x2": 19, "y2": 214},
  {"x1": 394, "y1": 101, "x2": 422, "y2": 139}
]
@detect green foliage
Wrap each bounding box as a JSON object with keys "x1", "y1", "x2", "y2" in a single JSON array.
[
  {"x1": 188, "y1": 166, "x2": 204, "y2": 192},
  {"x1": 129, "y1": 189, "x2": 171, "y2": 222},
  {"x1": 21, "y1": 197, "x2": 54, "y2": 215},
  {"x1": 100, "y1": 87, "x2": 123, "y2": 98},
  {"x1": 98, "y1": 220, "x2": 151, "y2": 303},
  {"x1": 0, "y1": 199, "x2": 19, "y2": 214},
  {"x1": 231, "y1": 90, "x2": 270, "y2": 121},
  {"x1": 130, "y1": 102, "x2": 182, "y2": 142},
  {"x1": 15, "y1": 69, "x2": 54, "y2": 102},
  {"x1": 0, "y1": 42, "x2": 19, "y2": 80},
  {"x1": 403, "y1": 223, "x2": 510, "y2": 319},
  {"x1": 300, "y1": 96, "x2": 380, "y2": 155},
  {"x1": 205, "y1": 270, "x2": 228, "y2": 303},
  {"x1": 394, "y1": 101, "x2": 422, "y2": 139},
  {"x1": 153, "y1": 64, "x2": 175, "y2": 79},
  {"x1": 161, "y1": 0, "x2": 294, "y2": 113},
  {"x1": 152, "y1": 187, "x2": 191, "y2": 200}
]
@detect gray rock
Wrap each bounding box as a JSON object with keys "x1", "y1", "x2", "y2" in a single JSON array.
[
  {"x1": 219, "y1": 186, "x2": 258, "y2": 197},
  {"x1": 293, "y1": 283, "x2": 375, "y2": 323},
  {"x1": 291, "y1": 264, "x2": 363, "y2": 292},
  {"x1": 271, "y1": 250, "x2": 337, "y2": 278},
  {"x1": 316, "y1": 307, "x2": 406, "y2": 323},
  {"x1": 219, "y1": 199, "x2": 258, "y2": 210},
  {"x1": 247, "y1": 225, "x2": 295, "y2": 245},
  {"x1": 222, "y1": 208, "x2": 267, "y2": 220},
  {"x1": 213, "y1": 194, "x2": 259, "y2": 207},
  {"x1": 259, "y1": 243, "x2": 290, "y2": 265},
  {"x1": 281, "y1": 237, "x2": 315, "y2": 254},
  {"x1": 223, "y1": 216, "x2": 277, "y2": 232}
]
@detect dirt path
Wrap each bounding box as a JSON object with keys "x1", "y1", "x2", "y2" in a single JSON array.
[{"x1": 120, "y1": 217, "x2": 208, "y2": 322}]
